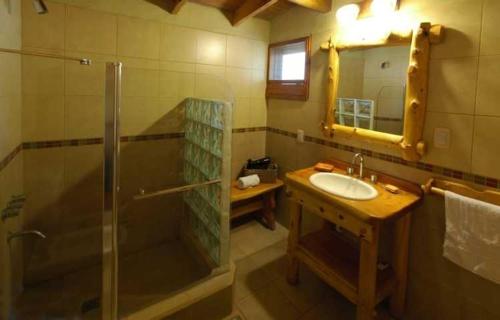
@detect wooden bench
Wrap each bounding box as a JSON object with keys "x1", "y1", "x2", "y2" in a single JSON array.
[{"x1": 230, "y1": 179, "x2": 284, "y2": 230}]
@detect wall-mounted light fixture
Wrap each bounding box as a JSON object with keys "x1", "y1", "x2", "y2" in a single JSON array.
[{"x1": 336, "y1": 0, "x2": 400, "y2": 23}]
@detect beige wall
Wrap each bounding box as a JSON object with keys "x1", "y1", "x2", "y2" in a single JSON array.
[
  {"x1": 267, "y1": 0, "x2": 500, "y2": 319},
  {"x1": 0, "y1": 0, "x2": 22, "y2": 317},
  {"x1": 18, "y1": 0, "x2": 269, "y2": 282}
]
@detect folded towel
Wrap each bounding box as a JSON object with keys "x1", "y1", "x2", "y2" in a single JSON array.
[
  {"x1": 444, "y1": 191, "x2": 500, "y2": 284},
  {"x1": 237, "y1": 174, "x2": 260, "y2": 189}
]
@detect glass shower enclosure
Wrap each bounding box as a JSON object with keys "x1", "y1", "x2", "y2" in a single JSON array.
[{"x1": 1, "y1": 56, "x2": 232, "y2": 319}]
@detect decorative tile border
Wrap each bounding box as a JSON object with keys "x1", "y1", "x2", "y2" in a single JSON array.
[
  {"x1": 266, "y1": 127, "x2": 500, "y2": 190},
  {"x1": 0, "y1": 144, "x2": 22, "y2": 172},
  {"x1": 0, "y1": 128, "x2": 267, "y2": 173}
]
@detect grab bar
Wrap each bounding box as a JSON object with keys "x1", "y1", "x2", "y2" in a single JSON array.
[
  {"x1": 134, "y1": 179, "x2": 221, "y2": 201},
  {"x1": 7, "y1": 230, "x2": 46, "y2": 243}
]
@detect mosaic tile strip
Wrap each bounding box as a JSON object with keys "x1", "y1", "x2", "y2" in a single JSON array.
[
  {"x1": 0, "y1": 128, "x2": 263, "y2": 174},
  {"x1": 266, "y1": 127, "x2": 500, "y2": 190}
]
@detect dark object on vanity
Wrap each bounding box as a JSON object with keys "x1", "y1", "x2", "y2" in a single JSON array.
[{"x1": 243, "y1": 157, "x2": 278, "y2": 183}]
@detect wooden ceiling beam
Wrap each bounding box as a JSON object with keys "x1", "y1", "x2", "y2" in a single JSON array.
[
  {"x1": 286, "y1": 0, "x2": 331, "y2": 12},
  {"x1": 232, "y1": 0, "x2": 279, "y2": 26},
  {"x1": 165, "y1": 0, "x2": 189, "y2": 14}
]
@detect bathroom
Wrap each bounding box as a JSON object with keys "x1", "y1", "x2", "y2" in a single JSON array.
[{"x1": 0, "y1": 0, "x2": 499, "y2": 319}]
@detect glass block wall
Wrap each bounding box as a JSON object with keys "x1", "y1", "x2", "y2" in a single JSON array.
[{"x1": 183, "y1": 98, "x2": 232, "y2": 267}]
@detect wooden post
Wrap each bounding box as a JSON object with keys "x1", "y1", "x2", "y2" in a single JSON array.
[
  {"x1": 323, "y1": 41, "x2": 339, "y2": 138},
  {"x1": 357, "y1": 223, "x2": 380, "y2": 320},
  {"x1": 262, "y1": 191, "x2": 276, "y2": 230},
  {"x1": 389, "y1": 213, "x2": 412, "y2": 317},
  {"x1": 286, "y1": 199, "x2": 302, "y2": 285},
  {"x1": 400, "y1": 22, "x2": 432, "y2": 161}
]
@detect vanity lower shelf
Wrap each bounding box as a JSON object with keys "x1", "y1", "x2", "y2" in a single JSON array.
[{"x1": 294, "y1": 228, "x2": 396, "y2": 305}]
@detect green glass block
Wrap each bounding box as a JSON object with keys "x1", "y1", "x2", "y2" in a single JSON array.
[
  {"x1": 211, "y1": 101, "x2": 224, "y2": 129},
  {"x1": 210, "y1": 129, "x2": 223, "y2": 158}
]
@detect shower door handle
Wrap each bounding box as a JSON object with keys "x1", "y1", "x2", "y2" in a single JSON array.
[{"x1": 133, "y1": 179, "x2": 221, "y2": 201}]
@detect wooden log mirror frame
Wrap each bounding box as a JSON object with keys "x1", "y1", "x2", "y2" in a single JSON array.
[{"x1": 320, "y1": 22, "x2": 445, "y2": 161}]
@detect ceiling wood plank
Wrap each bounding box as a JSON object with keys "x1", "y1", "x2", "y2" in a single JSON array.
[
  {"x1": 286, "y1": 0, "x2": 331, "y2": 12},
  {"x1": 232, "y1": 0, "x2": 279, "y2": 26},
  {"x1": 166, "y1": 0, "x2": 189, "y2": 14}
]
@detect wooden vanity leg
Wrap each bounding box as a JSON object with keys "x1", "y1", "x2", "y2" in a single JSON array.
[
  {"x1": 389, "y1": 213, "x2": 411, "y2": 318},
  {"x1": 262, "y1": 191, "x2": 276, "y2": 230},
  {"x1": 357, "y1": 223, "x2": 380, "y2": 320},
  {"x1": 286, "y1": 200, "x2": 302, "y2": 285}
]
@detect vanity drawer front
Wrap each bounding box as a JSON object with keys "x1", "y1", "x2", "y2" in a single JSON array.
[{"x1": 287, "y1": 187, "x2": 373, "y2": 241}]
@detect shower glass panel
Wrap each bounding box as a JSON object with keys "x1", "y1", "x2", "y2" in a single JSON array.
[
  {"x1": 0, "y1": 55, "x2": 106, "y2": 319},
  {"x1": 117, "y1": 97, "x2": 232, "y2": 318}
]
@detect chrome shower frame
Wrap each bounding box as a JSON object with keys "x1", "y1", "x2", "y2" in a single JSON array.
[{"x1": 102, "y1": 62, "x2": 122, "y2": 320}]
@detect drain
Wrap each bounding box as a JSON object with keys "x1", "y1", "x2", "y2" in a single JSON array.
[{"x1": 81, "y1": 297, "x2": 101, "y2": 314}]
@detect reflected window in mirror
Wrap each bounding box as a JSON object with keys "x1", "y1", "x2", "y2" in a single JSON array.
[
  {"x1": 266, "y1": 36, "x2": 311, "y2": 101},
  {"x1": 335, "y1": 45, "x2": 410, "y2": 135}
]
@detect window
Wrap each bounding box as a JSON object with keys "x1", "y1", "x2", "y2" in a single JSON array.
[{"x1": 266, "y1": 36, "x2": 311, "y2": 100}]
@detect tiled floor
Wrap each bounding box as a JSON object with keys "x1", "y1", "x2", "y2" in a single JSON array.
[{"x1": 230, "y1": 220, "x2": 356, "y2": 320}]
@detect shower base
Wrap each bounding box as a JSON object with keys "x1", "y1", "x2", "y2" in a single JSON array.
[{"x1": 13, "y1": 240, "x2": 211, "y2": 319}]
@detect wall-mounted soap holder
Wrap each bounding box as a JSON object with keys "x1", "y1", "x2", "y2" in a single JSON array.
[{"x1": 1, "y1": 194, "x2": 27, "y2": 221}]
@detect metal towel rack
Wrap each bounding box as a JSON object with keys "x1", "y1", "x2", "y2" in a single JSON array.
[
  {"x1": 0, "y1": 47, "x2": 91, "y2": 65},
  {"x1": 134, "y1": 179, "x2": 221, "y2": 201},
  {"x1": 421, "y1": 178, "x2": 500, "y2": 206}
]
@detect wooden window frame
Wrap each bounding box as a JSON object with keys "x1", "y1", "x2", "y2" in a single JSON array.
[{"x1": 266, "y1": 36, "x2": 311, "y2": 101}]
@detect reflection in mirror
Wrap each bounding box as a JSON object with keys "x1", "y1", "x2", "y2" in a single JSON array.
[{"x1": 335, "y1": 45, "x2": 410, "y2": 135}]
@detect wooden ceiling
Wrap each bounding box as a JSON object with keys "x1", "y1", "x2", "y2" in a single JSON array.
[{"x1": 163, "y1": 0, "x2": 331, "y2": 25}]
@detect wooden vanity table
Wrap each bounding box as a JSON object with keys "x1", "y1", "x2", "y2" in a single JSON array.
[{"x1": 285, "y1": 160, "x2": 422, "y2": 320}]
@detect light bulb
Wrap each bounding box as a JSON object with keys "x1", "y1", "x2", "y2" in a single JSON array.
[
  {"x1": 336, "y1": 4, "x2": 360, "y2": 25},
  {"x1": 370, "y1": 0, "x2": 397, "y2": 16}
]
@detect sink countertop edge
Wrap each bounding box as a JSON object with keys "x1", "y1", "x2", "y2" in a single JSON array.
[{"x1": 285, "y1": 165, "x2": 422, "y2": 222}]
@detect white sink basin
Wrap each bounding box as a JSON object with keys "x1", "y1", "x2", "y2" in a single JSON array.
[{"x1": 309, "y1": 172, "x2": 378, "y2": 200}]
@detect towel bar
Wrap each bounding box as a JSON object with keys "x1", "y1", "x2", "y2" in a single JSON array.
[{"x1": 422, "y1": 178, "x2": 500, "y2": 206}]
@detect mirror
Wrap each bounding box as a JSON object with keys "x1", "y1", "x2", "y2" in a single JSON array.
[{"x1": 335, "y1": 45, "x2": 410, "y2": 135}]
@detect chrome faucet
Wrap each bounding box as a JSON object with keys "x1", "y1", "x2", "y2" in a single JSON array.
[
  {"x1": 7, "y1": 230, "x2": 46, "y2": 243},
  {"x1": 351, "y1": 153, "x2": 365, "y2": 179}
]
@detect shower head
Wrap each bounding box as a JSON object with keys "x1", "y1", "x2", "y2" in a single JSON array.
[{"x1": 32, "y1": 0, "x2": 48, "y2": 14}]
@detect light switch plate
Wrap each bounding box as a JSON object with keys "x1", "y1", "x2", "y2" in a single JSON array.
[
  {"x1": 434, "y1": 127, "x2": 450, "y2": 149},
  {"x1": 297, "y1": 129, "x2": 304, "y2": 143}
]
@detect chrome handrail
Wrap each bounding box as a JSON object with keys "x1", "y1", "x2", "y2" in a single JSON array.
[
  {"x1": 7, "y1": 230, "x2": 46, "y2": 243},
  {"x1": 133, "y1": 179, "x2": 221, "y2": 201}
]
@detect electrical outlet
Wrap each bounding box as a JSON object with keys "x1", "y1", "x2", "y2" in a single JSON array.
[{"x1": 434, "y1": 128, "x2": 450, "y2": 149}]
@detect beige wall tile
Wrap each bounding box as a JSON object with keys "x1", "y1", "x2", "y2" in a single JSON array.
[
  {"x1": 159, "y1": 70, "x2": 195, "y2": 98},
  {"x1": 117, "y1": 16, "x2": 160, "y2": 59},
  {"x1": 122, "y1": 67, "x2": 159, "y2": 97},
  {"x1": 249, "y1": 97, "x2": 267, "y2": 128},
  {"x1": 422, "y1": 112, "x2": 473, "y2": 172},
  {"x1": 64, "y1": 95, "x2": 104, "y2": 139},
  {"x1": 226, "y1": 67, "x2": 251, "y2": 98},
  {"x1": 196, "y1": 30, "x2": 226, "y2": 66},
  {"x1": 480, "y1": 0, "x2": 500, "y2": 56},
  {"x1": 476, "y1": 55, "x2": 500, "y2": 117},
  {"x1": 427, "y1": 57, "x2": 478, "y2": 115},
  {"x1": 472, "y1": 116, "x2": 500, "y2": 179},
  {"x1": 427, "y1": 0, "x2": 482, "y2": 59},
  {"x1": 232, "y1": 97, "x2": 250, "y2": 129},
  {"x1": 120, "y1": 96, "x2": 161, "y2": 136},
  {"x1": 65, "y1": 6, "x2": 117, "y2": 55},
  {"x1": 160, "y1": 25, "x2": 197, "y2": 63},
  {"x1": 194, "y1": 73, "x2": 229, "y2": 101},
  {"x1": 251, "y1": 40, "x2": 268, "y2": 70},
  {"x1": 22, "y1": 95, "x2": 65, "y2": 141},
  {"x1": 0, "y1": 0, "x2": 21, "y2": 49},
  {"x1": 21, "y1": 0, "x2": 64, "y2": 51},
  {"x1": 22, "y1": 56, "x2": 64, "y2": 95},
  {"x1": 0, "y1": 95, "x2": 22, "y2": 157},
  {"x1": 0, "y1": 53, "x2": 21, "y2": 96},
  {"x1": 65, "y1": 60, "x2": 106, "y2": 96},
  {"x1": 227, "y1": 36, "x2": 253, "y2": 68}
]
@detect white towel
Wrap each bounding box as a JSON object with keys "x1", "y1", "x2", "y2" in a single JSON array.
[
  {"x1": 237, "y1": 174, "x2": 260, "y2": 189},
  {"x1": 444, "y1": 191, "x2": 500, "y2": 284}
]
